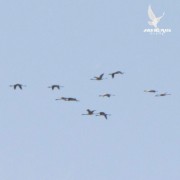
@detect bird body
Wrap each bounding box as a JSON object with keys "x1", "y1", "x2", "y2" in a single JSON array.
[
  {"x1": 82, "y1": 109, "x2": 96, "y2": 115},
  {"x1": 67, "y1": 98, "x2": 79, "y2": 101},
  {"x1": 144, "y1": 89, "x2": 157, "y2": 93},
  {"x1": 148, "y1": 5, "x2": 165, "y2": 28},
  {"x1": 48, "y1": 85, "x2": 63, "y2": 90},
  {"x1": 56, "y1": 97, "x2": 79, "y2": 101},
  {"x1": 91, "y1": 73, "x2": 106, "y2": 80},
  {"x1": 10, "y1": 84, "x2": 26, "y2": 90},
  {"x1": 109, "y1": 71, "x2": 124, "y2": 78},
  {"x1": 99, "y1": 93, "x2": 115, "y2": 98},
  {"x1": 96, "y1": 112, "x2": 110, "y2": 119},
  {"x1": 155, "y1": 93, "x2": 171, "y2": 97}
]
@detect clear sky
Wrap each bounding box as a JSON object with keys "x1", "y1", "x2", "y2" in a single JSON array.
[{"x1": 0, "y1": 0, "x2": 180, "y2": 179}]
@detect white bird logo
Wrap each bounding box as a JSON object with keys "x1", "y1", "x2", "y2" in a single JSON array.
[{"x1": 148, "y1": 5, "x2": 165, "y2": 28}]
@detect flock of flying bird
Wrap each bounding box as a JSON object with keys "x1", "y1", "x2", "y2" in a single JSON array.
[{"x1": 9, "y1": 70, "x2": 171, "y2": 120}]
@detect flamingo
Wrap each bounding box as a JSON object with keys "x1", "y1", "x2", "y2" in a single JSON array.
[
  {"x1": 9, "y1": 84, "x2": 26, "y2": 90},
  {"x1": 99, "y1": 93, "x2": 115, "y2": 98},
  {"x1": 82, "y1": 109, "x2": 96, "y2": 115},
  {"x1": 56, "y1": 97, "x2": 79, "y2": 101},
  {"x1": 96, "y1": 112, "x2": 111, "y2": 119},
  {"x1": 155, "y1": 93, "x2": 171, "y2": 97},
  {"x1": 48, "y1": 85, "x2": 64, "y2": 90},
  {"x1": 90, "y1": 73, "x2": 106, "y2": 81},
  {"x1": 144, "y1": 89, "x2": 157, "y2": 93},
  {"x1": 109, "y1": 71, "x2": 124, "y2": 78}
]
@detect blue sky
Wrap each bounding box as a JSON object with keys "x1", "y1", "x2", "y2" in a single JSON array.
[{"x1": 0, "y1": 0, "x2": 180, "y2": 179}]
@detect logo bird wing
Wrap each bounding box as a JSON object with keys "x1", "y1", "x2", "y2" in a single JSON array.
[
  {"x1": 157, "y1": 12, "x2": 165, "y2": 21},
  {"x1": 148, "y1": 5, "x2": 156, "y2": 20}
]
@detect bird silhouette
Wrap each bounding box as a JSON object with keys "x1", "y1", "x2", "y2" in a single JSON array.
[
  {"x1": 99, "y1": 93, "x2": 115, "y2": 98},
  {"x1": 155, "y1": 93, "x2": 171, "y2": 97},
  {"x1": 82, "y1": 109, "x2": 96, "y2": 115},
  {"x1": 67, "y1": 98, "x2": 79, "y2": 102},
  {"x1": 148, "y1": 5, "x2": 165, "y2": 29},
  {"x1": 96, "y1": 112, "x2": 110, "y2": 119},
  {"x1": 9, "y1": 84, "x2": 26, "y2": 90},
  {"x1": 56, "y1": 97, "x2": 79, "y2": 101},
  {"x1": 48, "y1": 85, "x2": 63, "y2": 90},
  {"x1": 90, "y1": 73, "x2": 106, "y2": 80},
  {"x1": 144, "y1": 89, "x2": 157, "y2": 93},
  {"x1": 109, "y1": 71, "x2": 124, "y2": 78}
]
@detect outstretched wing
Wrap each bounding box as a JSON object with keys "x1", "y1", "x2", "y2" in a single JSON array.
[
  {"x1": 99, "y1": 73, "x2": 104, "y2": 79},
  {"x1": 104, "y1": 114, "x2": 107, "y2": 119},
  {"x1": 157, "y1": 12, "x2": 165, "y2": 21},
  {"x1": 148, "y1": 5, "x2": 156, "y2": 20}
]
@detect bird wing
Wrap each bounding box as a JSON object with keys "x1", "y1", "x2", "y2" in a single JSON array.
[
  {"x1": 148, "y1": 5, "x2": 156, "y2": 20},
  {"x1": 117, "y1": 71, "x2": 123, "y2": 74},
  {"x1": 157, "y1": 12, "x2": 165, "y2": 21},
  {"x1": 17, "y1": 84, "x2": 22, "y2": 89},
  {"x1": 55, "y1": 85, "x2": 60, "y2": 89},
  {"x1": 104, "y1": 114, "x2": 107, "y2": 119},
  {"x1": 99, "y1": 73, "x2": 104, "y2": 79},
  {"x1": 105, "y1": 94, "x2": 110, "y2": 97}
]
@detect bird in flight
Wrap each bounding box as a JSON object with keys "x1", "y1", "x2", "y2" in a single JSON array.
[
  {"x1": 90, "y1": 73, "x2": 106, "y2": 80},
  {"x1": 48, "y1": 85, "x2": 63, "y2": 90},
  {"x1": 155, "y1": 93, "x2": 171, "y2": 97},
  {"x1": 109, "y1": 71, "x2": 124, "y2": 79},
  {"x1": 56, "y1": 97, "x2": 79, "y2": 101},
  {"x1": 82, "y1": 109, "x2": 96, "y2": 115},
  {"x1": 96, "y1": 112, "x2": 110, "y2": 120},
  {"x1": 99, "y1": 93, "x2": 115, "y2": 98},
  {"x1": 67, "y1": 97, "x2": 79, "y2": 101},
  {"x1": 148, "y1": 5, "x2": 165, "y2": 28},
  {"x1": 9, "y1": 83, "x2": 26, "y2": 90},
  {"x1": 144, "y1": 89, "x2": 158, "y2": 93}
]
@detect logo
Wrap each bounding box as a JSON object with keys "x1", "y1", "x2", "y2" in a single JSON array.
[{"x1": 144, "y1": 5, "x2": 171, "y2": 35}]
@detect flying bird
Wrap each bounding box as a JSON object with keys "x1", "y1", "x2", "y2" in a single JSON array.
[
  {"x1": 96, "y1": 112, "x2": 110, "y2": 120},
  {"x1": 99, "y1": 93, "x2": 115, "y2": 98},
  {"x1": 148, "y1": 5, "x2": 165, "y2": 28},
  {"x1": 67, "y1": 98, "x2": 79, "y2": 102},
  {"x1": 82, "y1": 109, "x2": 96, "y2": 115},
  {"x1": 144, "y1": 89, "x2": 158, "y2": 93},
  {"x1": 155, "y1": 93, "x2": 171, "y2": 97},
  {"x1": 90, "y1": 73, "x2": 106, "y2": 81},
  {"x1": 48, "y1": 85, "x2": 63, "y2": 90},
  {"x1": 9, "y1": 84, "x2": 26, "y2": 90},
  {"x1": 109, "y1": 71, "x2": 124, "y2": 78},
  {"x1": 56, "y1": 97, "x2": 79, "y2": 101}
]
